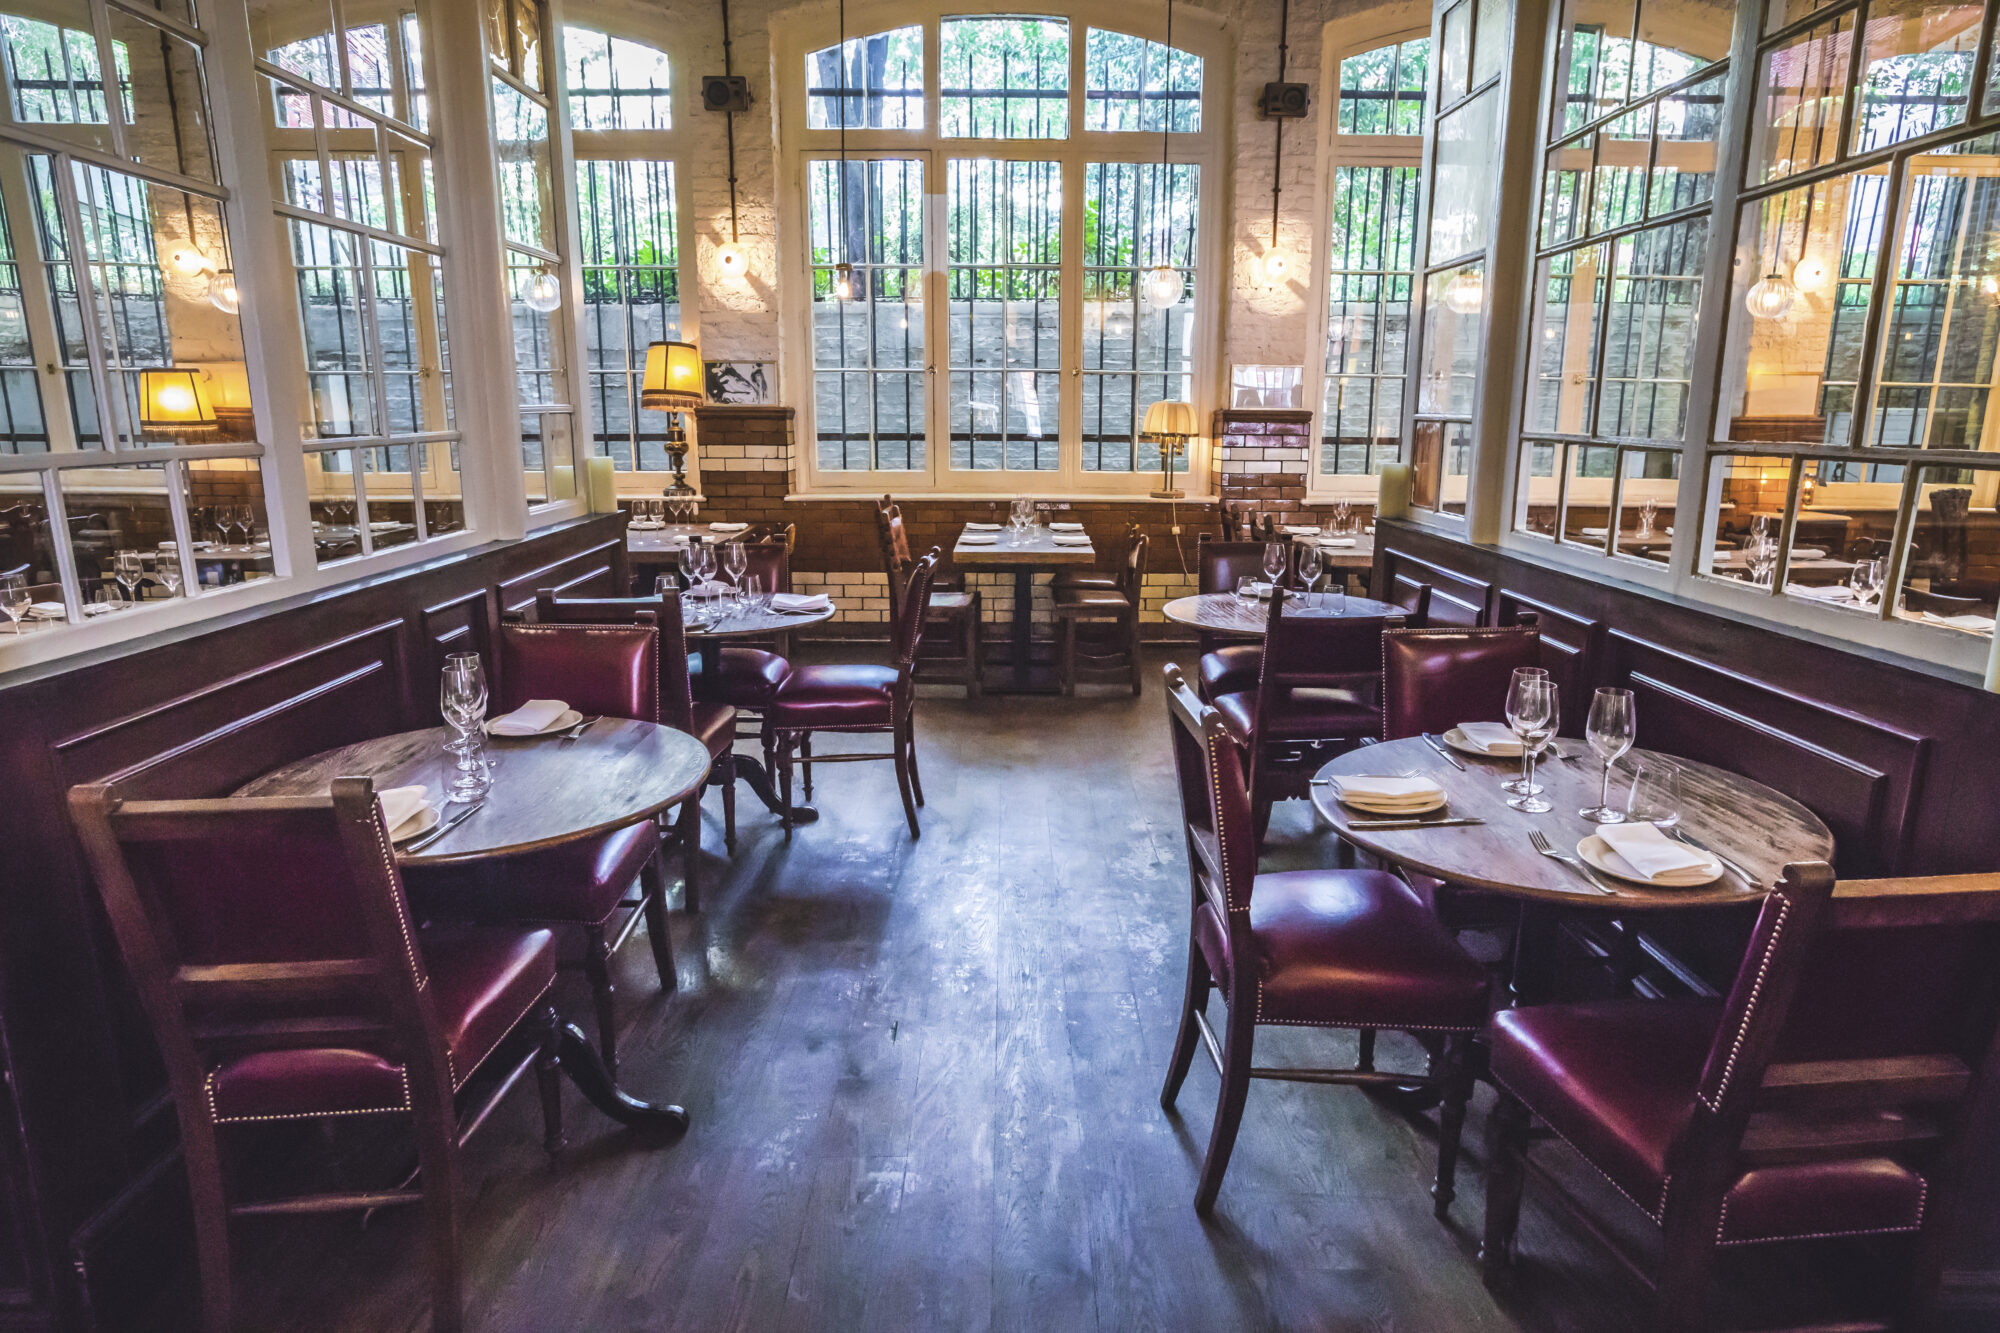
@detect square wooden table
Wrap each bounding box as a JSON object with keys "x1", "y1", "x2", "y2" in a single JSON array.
[{"x1": 953, "y1": 526, "x2": 1096, "y2": 693}]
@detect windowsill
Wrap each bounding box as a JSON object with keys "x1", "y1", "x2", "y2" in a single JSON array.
[{"x1": 783, "y1": 490, "x2": 1217, "y2": 504}]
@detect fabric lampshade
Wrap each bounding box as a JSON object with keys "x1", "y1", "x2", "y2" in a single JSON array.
[
  {"x1": 639, "y1": 340, "x2": 705, "y2": 412},
  {"x1": 1142, "y1": 399, "x2": 1195, "y2": 440},
  {"x1": 138, "y1": 368, "x2": 218, "y2": 436}
]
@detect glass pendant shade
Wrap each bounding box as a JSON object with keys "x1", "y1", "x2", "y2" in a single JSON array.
[
  {"x1": 1261, "y1": 250, "x2": 1288, "y2": 280},
  {"x1": 716, "y1": 242, "x2": 748, "y2": 277},
  {"x1": 167, "y1": 247, "x2": 211, "y2": 277},
  {"x1": 522, "y1": 269, "x2": 562, "y2": 313},
  {"x1": 208, "y1": 271, "x2": 241, "y2": 315},
  {"x1": 1791, "y1": 254, "x2": 1830, "y2": 293},
  {"x1": 639, "y1": 340, "x2": 705, "y2": 411},
  {"x1": 1144, "y1": 264, "x2": 1181, "y2": 309},
  {"x1": 1745, "y1": 271, "x2": 1798, "y2": 320},
  {"x1": 833, "y1": 262, "x2": 855, "y2": 301},
  {"x1": 1443, "y1": 267, "x2": 1484, "y2": 315}
]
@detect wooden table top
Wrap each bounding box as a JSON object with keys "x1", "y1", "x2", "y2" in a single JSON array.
[
  {"x1": 952, "y1": 526, "x2": 1097, "y2": 566},
  {"x1": 685, "y1": 598, "x2": 836, "y2": 638},
  {"x1": 234, "y1": 720, "x2": 710, "y2": 866},
  {"x1": 627, "y1": 524, "x2": 734, "y2": 553},
  {"x1": 1160, "y1": 591, "x2": 1403, "y2": 634},
  {"x1": 1311, "y1": 737, "x2": 1834, "y2": 910},
  {"x1": 1293, "y1": 530, "x2": 1374, "y2": 568}
]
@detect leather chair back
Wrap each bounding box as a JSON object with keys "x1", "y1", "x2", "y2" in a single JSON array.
[
  {"x1": 1196, "y1": 537, "x2": 1271, "y2": 596},
  {"x1": 1256, "y1": 594, "x2": 1387, "y2": 711},
  {"x1": 1120, "y1": 529, "x2": 1150, "y2": 604},
  {"x1": 1163, "y1": 665, "x2": 1257, "y2": 960},
  {"x1": 533, "y1": 590, "x2": 694, "y2": 730},
  {"x1": 741, "y1": 541, "x2": 792, "y2": 594},
  {"x1": 1380, "y1": 625, "x2": 1541, "y2": 741},
  {"x1": 497, "y1": 621, "x2": 659, "y2": 724},
  {"x1": 892, "y1": 549, "x2": 940, "y2": 678}
]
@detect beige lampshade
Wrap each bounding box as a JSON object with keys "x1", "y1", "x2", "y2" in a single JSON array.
[
  {"x1": 1141, "y1": 398, "x2": 1195, "y2": 440},
  {"x1": 639, "y1": 340, "x2": 704, "y2": 411},
  {"x1": 138, "y1": 368, "x2": 218, "y2": 436}
]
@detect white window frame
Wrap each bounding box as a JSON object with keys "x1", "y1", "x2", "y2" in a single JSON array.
[{"x1": 774, "y1": 0, "x2": 1228, "y2": 497}]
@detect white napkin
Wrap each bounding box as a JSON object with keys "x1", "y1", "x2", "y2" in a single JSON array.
[
  {"x1": 1319, "y1": 537, "x2": 1358, "y2": 548},
  {"x1": 771, "y1": 592, "x2": 832, "y2": 613},
  {"x1": 489, "y1": 698, "x2": 569, "y2": 735},
  {"x1": 368, "y1": 520, "x2": 400, "y2": 530},
  {"x1": 27, "y1": 602, "x2": 65, "y2": 620},
  {"x1": 959, "y1": 533, "x2": 998, "y2": 544},
  {"x1": 1597, "y1": 822, "x2": 1708, "y2": 882},
  {"x1": 1329, "y1": 774, "x2": 1446, "y2": 809},
  {"x1": 709, "y1": 521, "x2": 748, "y2": 533},
  {"x1": 1793, "y1": 547, "x2": 1827, "y2": 560},
  {"x1": 1052, "y1": 533, "x2": 1093, "y2": 546},
  {"x1": 688, "y1": 579, "x2": 733, "y2": 597},
  {"x1": 1788, "y1": 583, "x2": 1854, "y2": 602},
  {"x1": 157, "y1": 540, "x2": 177, "y2": 550},
  {"x1": 1923, "y1": 611, "x2": 1997, "y2": 632},
  {"x1": 1457, "y1": 721, "x2": 1523, "y2": 756},
  {"x1": 376, "y1": 785, "x2": 433, "y2": 837},
  {"x1": 965, "y1": 521, "x2": 1003, "y2": 531},
  {"x1": 1282, "y1": 525, "x2": 1319, "y2": 536},
  {"x1": 1049, "y1": 521, "x2": 1084, "y2": 532}
]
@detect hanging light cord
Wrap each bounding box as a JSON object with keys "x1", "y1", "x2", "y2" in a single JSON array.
[
  {"x1": 1270, "y1": 0, "x2": 1290, "y2": 251},
  {"x1": 837, "y1": 0, "x2": 849, "y2": 264},
  {"x1": 1151, "y1": 0, "x2": 1172, "y2": 267},
  {"x1": 721, "y1": 0, "x2": 740, "y2": 246}
]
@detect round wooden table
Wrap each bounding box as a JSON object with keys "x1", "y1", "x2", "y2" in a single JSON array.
[
  {"x1": 1310, "y1": 736, "x2": 1834, "y2": 911},
  {"x1": 1161, "y1": 591, "x2": 1403, "y2": 636},
  {"x1": 234, "y1": 719, "x2": 714, "y2": 1133},
  {"x1": 684, "y1": 598, "x2": 837, "y2": 824}
]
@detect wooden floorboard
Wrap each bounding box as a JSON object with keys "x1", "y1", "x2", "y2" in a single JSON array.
[{"x1": 230, "y1": 647, "x2": 1893, "y2": 1331}]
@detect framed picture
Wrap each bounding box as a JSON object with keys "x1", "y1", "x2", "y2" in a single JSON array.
[
  {"x1": 1230, "y1": 364, "x2": 1304, "y2": 409},
  {"x1": 704, "y1": 360, "x2": 773, "y2": 405}
]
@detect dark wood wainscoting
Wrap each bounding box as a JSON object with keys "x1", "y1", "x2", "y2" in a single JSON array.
[
  {"x1": 0, "y1": 516, "x2": 625, "y2": 1331},
  {"x1": 1376, "y1": 521, "x2": 2000, "y2": 1304}
]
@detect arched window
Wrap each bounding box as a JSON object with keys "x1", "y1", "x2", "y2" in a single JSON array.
[{"x1": 784, "y1": 7, "x2": 1222, "y2": 493}]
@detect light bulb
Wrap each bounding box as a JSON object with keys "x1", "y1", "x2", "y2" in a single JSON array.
[
  {"x1": 1983, "y1": 274, "x2": 2000, "y2": 302},
  {"x1": 833, "y1": 262, "x2": 855, "y2": 301},
  {"x1": 1262, "y1": 249, "x2": 1289, "y2": 281},
  {"x1": 1443, "y1": 268, "x2": 1484, "y2": 315},
  {"x1": 158, "y1": 383, "x2": 195, "y2": 412},
  {"x1": 208, "y1": 271, "x2": 241, "y2": 315},
  {"x1": 1745, "y1": 271, "x2": 1798, "y2": 320},
  {"x1": 1792, "y1": 254, "x2": 1830, "y2": 293},
  {"x1": 1144, "y1": 264, "x2": 1181, "y2": 310},
  {"x1": 167, "y1": 247, "x2": 211, "y2": 277},
  {"x1": 521, "y1": 268, "x2": 562, "y2": 313},
  {"x1": 716, "y1": 241, "x2": 748, "y2": 278}
]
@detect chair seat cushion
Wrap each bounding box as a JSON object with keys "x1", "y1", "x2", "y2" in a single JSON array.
[
  {"x1": 1718, "y1": 1158, "x2": 1928, "y2": 1246},
  {"x1": 1250, "y1": 869, "x2": 1489, "y2": 1031},
  {"x1": 709, "y1": 646, "x2": 792, "y2": 707},
  {"x1": 1054, "y1": 587, "x2": 1131, "y2": 612},
  {"x1": 402, "y1": 821, "x2": 661, "y2": 928},
  {"x1": 689, "y1": 700, "x2": 737, "y2": 756},
  {"x1": 768, "y1": 662, "x2": 897, "y2": 729},
  {"x1": 1490, "y1": 999, "x2": 1720, "y2": 1218},
  {"x1": 1053, "y1": 569, "x2": 1119, "y2": 591},
  {"x1": 205, "y1": 926, "x2": 557, "y2": 1122},
  {"x1": 1213, "y1": 687, "x2": 1376, "y2": 744},
  {"x1": 928, "y1": 590, "x2": 976, "y2": 613},
  {"x1": 1199, "y1": 645, "x2": 1262, "y2": 699}
]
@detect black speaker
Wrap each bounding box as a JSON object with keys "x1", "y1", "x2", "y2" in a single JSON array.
[
  {"x1": 701, "y1": 75, "x2": 752, "y2": 113},
  {"x1": 1259, "y1": 81, "x2": 1309, "y2": 119}
]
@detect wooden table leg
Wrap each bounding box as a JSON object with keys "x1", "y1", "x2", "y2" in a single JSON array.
[
  {"x1": 694, "y1": 639, "x2": 819, "y2": 824},
  {"x1": 556, "y1": 1020, "x2": 689, "y2": 1135},
  {"x1": 1011, "y1": 568, "x2": 1035, "y2": 690}
]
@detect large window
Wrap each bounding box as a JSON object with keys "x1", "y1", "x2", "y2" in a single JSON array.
[{"x1": 786, "y1": 9, "x2": 1219, "y2": 491}]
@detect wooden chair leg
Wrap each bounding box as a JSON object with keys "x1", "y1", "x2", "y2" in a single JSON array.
[
  {"x1": 533, "y1": 1004, "x2": 565, "y2": 1157},
  {"x1": 1059, "y1": 615, "x2": 1076, "y2": 696},
  {"x1": 1480, "y1": 1087, "x2": 1533, "y2": 1285},
  {"x1": 183, "y1": 1116, "x2": 236, "y2": 1333},
  {"x1": 1433, "y1": 1033, "x2": 1473, "y2": 1219},
  {"x1": 1160, "y1": 932, "x2": 1212, "y2": 1110},
  {"x1": 893, "y1": 716, "x2": 921, "y2": 839},
  {"x1": 719, "y1": 751, "x2": 737, "y2": 852},
  {"x1": 640, "y1": 848, "x2": 676, "y2": 989},
  {"x1": 963, "y1": 607, "x2": 981, "y2": 697},
  {"x1": 1128, "y1": 611, "x2": 1142, "y2": 696},
  {"x1": 411, "y1": 1081, "x2": 464, "y2": 1333},
  {"x1": 1654, "y1": 1200, "x2": 1724, "y2": 1333},
  {"x1": 801, "y1": 732, "x2": 814, "y2": 800},
  {"x1": 906, "y1": 713, "x2": 925, "y2": 807},
  {"x1": 1193, "y1": 1001, "x2": 1256, "y2": 1217},
  {"x1": 581, "y1": 923, "x2": 617, "y2": 1074},
  {"x1": 676, "y1": 795, "x2": 701, "y2": 914},
  {"x1": 778, "y1": 731, "x2": 796, "y2": 838}
]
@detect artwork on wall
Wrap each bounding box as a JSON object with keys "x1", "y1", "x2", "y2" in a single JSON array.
[
  {"x1": 1231, "y1": 364, "x2": 1304, "y2": 409},
  {"x1": 704, "y1": 361, "x2": 774, "y2": 404}
]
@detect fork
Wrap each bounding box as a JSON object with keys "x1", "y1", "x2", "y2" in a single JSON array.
[
  {"x1": 1528, "y1": 830, "x2": 1615, "y2": 894},
  {"x1": 561, "y1": 714, "x2": 602, "y2": 741}
]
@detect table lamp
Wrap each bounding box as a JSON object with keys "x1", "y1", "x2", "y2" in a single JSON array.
[
  {"x1": 639, "y1": 339, "x2": 705, "y2": 497},
  {"x1": 1142, "y1": 399, "x2": 1195, "y2": 500},
  {"x1": 138, "y1": 368, "x2": 219, "y2": 440}
]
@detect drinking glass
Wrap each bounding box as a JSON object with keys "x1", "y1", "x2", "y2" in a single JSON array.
[
  {"x1": 1627, "y1": 760, "x2": 1683, "y2": 827},
  {"x1": 1235, "y1": 575, "x2": 1257, "y2": 601},
  {"x1": 1329, "y1": 500, "x2": 1352, "y2": 535},
  {"x1": 655, "y1": 573, "x2": 679, "y2": 598},
  {"x1": 1638, "y1": 498, "x2": 1659, "y2": 540},
  {"x1": 1850, "y1": 557, "x2": 1883, "y2": 607},
  {"x1": 689, "y1": 541, "x2": 716, "y2": 589},
  {"x1": 722, "y1": 540, "x2": 748, "y2": 602},
  {"x1": 1580, "y1": 687, "x2": 1636, "y2": 822},
  {"x1": 158, "y1": 563, "x2": 184, "y2": 598},
  {"x1": 1502, "y1": 666, "x2": 1552, "y2": 795},
  {"x1": 440, "y1": 652, "x2": 491, "y2": 800},
  {"x1": 0, "y1": 570, "x2": 27, "y2": 632},
  {"x1": 1262, "y1": 541, "x2": 1288, "y2": 590},
  {"x1": 1328, "y1": 575, "x2": 1346, "y2": 614},
  {"x1": 745, "y1": 574, "x2": 765, "y2": 611},
  {"x1": 113, "y1": 550, "x2": 145, "y2": 605},
  {"x1": 1296, "y1": 544, "x2": 1323, "y2": 609},
  {"x1": 1505, "y1": 678, "x2": 1559, "y2": 813}
]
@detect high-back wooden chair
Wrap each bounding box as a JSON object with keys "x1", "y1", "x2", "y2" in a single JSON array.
[
  {"x1": 1192, "y1": 536, "x2": 1281, "y2": 699},
  {"x1": 67, "y1": 779, "x2": 565, "y2": 1333},
  {"x1": 876, "y1": 495, "x2": 980, "y2": 695},
  {"x1": 1053, "y1": 529, "x2": 1149, "y2": 695}
]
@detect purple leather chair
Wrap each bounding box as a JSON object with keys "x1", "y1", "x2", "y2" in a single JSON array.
[
  {"x1": 1380, "y1": 623, "x2": 1541, "y2": 742},
  {"x1": 68, "y1": 777, "x2": 563, "y2": 1333},
  {"x1": 698, "y1": 539, "x2": 797, "y2": 716},
  {"x1": 402, "y1": 621, "x2": 668, "y2": 1072},
  {"x1": 1158, "y1": 666, "x2": 1488, "y2": 1217},
  {"x1": 769, "y1": 550, "x2": 938, "y2": 839},
  {"x1": 1194, "y1": 536, "x2": 1276, "y2": 701}
]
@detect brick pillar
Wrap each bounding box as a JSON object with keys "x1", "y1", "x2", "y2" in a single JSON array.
[{"x1": 1210, "y1": 407, "x2": 1313, "y2": 528}]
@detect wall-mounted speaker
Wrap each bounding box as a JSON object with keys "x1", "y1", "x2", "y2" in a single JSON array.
[
  {"x1": 1259, "y1": 82, "x2": 1309, "y2": 119},
  {"x1": 702, "y1": 75, "x2": 752, "y2": 113}
]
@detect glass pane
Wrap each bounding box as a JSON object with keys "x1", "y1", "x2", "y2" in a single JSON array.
[
  {"x1": 508, "y1": 254, "x2": 567, "y2": 407},
  {"x1": 576, "y1": 159, "x2": 680, "y2": 470},
  {"x1": 493, "y1": 79, "x2": 553, "y2": 251},
  {"x1": 422, "y1": 441, "x2": 465, "y2": 536},
  {"x1": 1526, "y1": 243, "x2": 1608, "y2": 436},
  {"x1": 808, "y1": 158, "x2": 925, "y2": 471},
  {"x1": 56, "y1": 463, "x2": 173, "y2": 613},
  {"x1": 1719, "y1": 168, "x2": 1887, "y2": 447},
  {"x1": 1612, "y1": 447, "x2": 1680, "y2": 562},
  {"x1": 1542, "y1": 134, "x2": 1594, "y2": 247},
  {"x1": 289, "y1": 220, "x2": 375, "y2": 438},
  {"x1": 1560, "y1": 441, "x2": 1620, "y2": 545},
  {"x1": 254, "y1": 0, "x2": 339, "y2": 92},
  {"x1": 403, "y1": 12, "x2": 428, "y2": 130},
  {"x1": 563, "y1": 26, "x2": 671, "y2": 130},
  {"x1": 1440, "y1": 0, "x2": 1472, "y2": 104},
  {"x1": 345, "y1": 21, "x2": 394, "y2": 118},
  {"x1": 306, "y1": 448, "x2": 363, "y2": 564},
  {"x1": 360, "y1": 445, "x2": 417, "y2": 550},
  {"x1": 1472, "y1": 0, "x2": 1508, "y2": 87},
  {"x1": 1603, "y1": 218, "x2": 1706, "y2": 438},
  {"x1": 1082, "y1": 162, "x2": 1197, "y2": 472},
  {"x1": 1339, "y1": 37, "x2": 1429, "y2": 135},
  {"x1": 1778, "y1": 458, "x2": 1879, "y2": 605},
  {"x1": 1591, "y1": 104, "x2": 1652, "y2": 233},
  {"x1": 185, "y1": 457, "x2": 274, "y2": 587},
  {"x1": 806, "y1": 26, "x2": 924, "y2": 130},
  {"x1": 1322, "y1": 164, "x2": 1418, "y2": 476},
  {"x1": 1516, "y1": 438, "x2": 1562, "y2": 537},
  {"x1": 0, "y1": 183, "x2": 47, "y2": 455},
  {"x1": 1749, "y1": 12, "x2": 1853, "y2": 185},
  {"x1": 112, "y1": 13, "x2": 215, "y2": 183},
  {"x1": 1554, "y1": 0, "x2": 1634, "y2": 135},
  {"x1": 939, "y1": 17, "x2": 1069, "y2": 139},
  {"x1": 1766, "y1": 0, "x2": 1842, "y2": 34},
  {"x1": 1412, "y1": 418, "x2": 1472, "y2": 513},
  {"x1": 1651, "y1": 74, "x2": 1724, "y2": 215},
  {"x1": 1430, "y1": 87, "x2": 1499, "y2": 262},
  {"x1": 1850, "y1": 0, "x2": 1980, "y2": 156},
  {"x1": 1419, "y1": 261, "x2": 1483, "y2": 415},
  {"x1": 948, "y1": 158, "x2": 1061, "y2": 469},
  {"x1": 0, "y1": 476, "x2": 62, "y2": 626},
  {"x1": 1633, "y1": 0, "x2": 1733, "y2": 95},
  {"x1": 1083, "y1": 27, "x2": 1201, "y2": 132},
  {"x1": 1894, "y1": 465, "x2": 1998, "y2": 632},
  {"x1": 514, "y1": 0, "x2": 545, "y2": 90},
  {"x1": 1698, "y1": 452, "x2": 1790, "y2": 584},
  {"x1": 374, "y1": 240, "x2": 442, "y2": 434}
]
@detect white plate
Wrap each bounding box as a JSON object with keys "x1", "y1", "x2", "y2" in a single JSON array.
[
  {"x1": 486, "y1": 707, "x2": 584, "y2": 738},
  {"x1": 1578, "y1": 833, "x2": 1723, "y2": 887},
  {"x1": 390, "y1": 803, "x2": 442, "y2": 845},
  {"x1": 1442, "y1": 725, "x2": 1521, "y2": 759},
  {"x1": 1336, "y1": 790, "x2": 1448, "y2": 816}
]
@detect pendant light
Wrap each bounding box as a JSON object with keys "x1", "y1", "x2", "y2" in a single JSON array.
[
  {"x1": 715, "y1": 0, "x2": 749, "y2": 279},
  {"x1": 1748, "y1": 90, "x2": 1807, "y2": 321},
  {"x1": 208, "y1": 270, "x2": 241, "y2": 314},
  {"x1": 1260, "y1": 0, "x2": 1293, "y2": 284},
  {"x1": 832, "y1": 0, "x2": 856, "y2": 303},
  {"x1": 521, "y1": 266, "x2": 563, "y2": 313},
  {"x1": 1142, "y1": 0, "x2": 1182, "y2": 310},
  {"x1": 1443, "y1": 267, "x2": 1484, "y2": 315},
  {"x1": 1790, "y1": 182, "x2": 1828, "y2": 292}
]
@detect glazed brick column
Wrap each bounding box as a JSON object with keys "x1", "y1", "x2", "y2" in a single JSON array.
[{"x1": 1206, "y1": 407, "x2": 1379, "y2": 534}]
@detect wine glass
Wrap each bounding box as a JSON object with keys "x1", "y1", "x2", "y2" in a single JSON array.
[
  {"x1": 1505, "y1": 678, "x2": 1559, "y2": 814},
  {"x1": 440, "y1": 652, "x2": 491, "y2": 802},
  {"x1": 1296, "y1": 543, "x2": 1323, "y2": 610},
  {"x1": 0, "y1": 570, "x2": 27, "y2": 633},
  {"x1": 1627, "y1": 760, "x2": 1683, "y2": 828},
  {"x1": 1329, "y1": 500, "x2": 1352, "y2": 536},
  {"x1": 722, "y1": 539, "x2": 748, "y2": 605},
  {"x1": 1580, "y1": 687, "x2": 1635, "y2": 823},
  {"x1": 1502, "y1": 666, "x2": 1552, "y2": 795},
  {"x1": 1262, "y1": 540, "x2": 1288, "y2": 592},
  {"x1": 157, "y1": 562, "x2": 183, "y2": 599},
  {"x1": 1850, "y1": 557, "x2": 1883, "y2": 607},
  {"x1": 113, "y1": 550, "x2": 145, "y2": 605}
]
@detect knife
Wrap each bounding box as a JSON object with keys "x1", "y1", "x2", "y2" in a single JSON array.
[
  {"x1": 404, "y1": 802, "x2": 481, "y2": 853},
  {"x1": 1346, "y1": 816, "x2": 1484, "y2": 830},
  {"x1": 1422, "y1": 733, "x2": 1468, "y2": 771}
]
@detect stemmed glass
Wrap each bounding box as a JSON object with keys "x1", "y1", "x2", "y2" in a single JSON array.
[
  {"x1": 1296, "y1": 543, "x2": 1323, "y2": 610},
  {"x1": 721, "y1": 539, "x2": 748, "y2": 609},
  {"x1": 113, "y1": 550, "x2": 145, "y2": 605},
  {"x1": 1850, "y1": 557, "x2": 1883, "y2": 607},
  {"x1": 0, "y1": 570, "x2": 28, "y2": 633},
  {"x1": 1580, "y1": 687, "x2": 1635, "y2": 823},
  {"x1": 1505, "y1": 677, "x2": 1559, "y2": 813},
  {"x1": 1261, "y1": 541, "x2": 1288, "y2": 593},
  {"x1": 157, "y1": 561, "x2": 184, "y2": 599},
  {"x1": 1329, "y1": 500, "x2": 1352, "y2": 536},
  {"x1": 1502, "y1": 666, "x2": 1551, "y2": 795},
  {"x1": 440, "y1": 651, "x2": 491, "y2": 803}
]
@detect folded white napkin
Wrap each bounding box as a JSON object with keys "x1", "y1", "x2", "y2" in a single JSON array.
[
  {"x1": 1049, "y1": 521, "x2": 1084, "y2": 532},
  {"x1": 1581, "y1": 526, "x2": 1608, "y2": 539},
  {"x1": 489, "y1": 698, "x2": 569, "y2": 735},
  {"x1": 376, "y1": 785, "x2": 433, "y2": 836},
  {"x1": 688, "y1": 579, "x2": 733, "y2": 596},
  {"x1": 1282, "y1": 525, "x2": 1319, "y2": 536},
  {"x1": 965, "y1": 521, "x2": 1003, "y2": 531},
  {"x1": 27, "y1": 602, "x2": 65, "y2": 620},
  {"x1": 771, "y1": 592, "x2": 833, "y2": 613},
  {"x1": 1597, "y1": 822, "x2": 1709, "y2": 882},
  {"x1": 1319, "y1": 537, "x2": 1358, "y2": 548},
  {"x1": 1788, "y1": 582, "x2": 1854, "y2": 601},
  {"x1": 709, "y1": 521, "x2": 748, "y2": 533},
  {"x1": 1923, "y1": 611, "x2": 1997, "y2": 632},
  {"x1": 1329, "y1": 773, "x2": 1446, "y2": 809},
  {"x1": 1457, "y1": 721, "x2": 1523, "y2": 756},
  {"x1": 628, "y1": 519, "x2": 663, "y2": 530},
  {"x1": 157, "y1": 540, "x2": 177, "y2": 550},
  {"x1": 1053, "y1": 533, "x2": 1093, "y2": 546},
  {"x1": 959, "y1": 533, "x2": 998, "y2": 544},
  {"x1": 83, "y1": 603, "x2": 118, "y2": 616},
  {"x1": 368, "y1": 520, "x2": 400, "y2": 530},
  {"x1": 1793, "y1": 547, "x2": 1827, "y2": 560}
]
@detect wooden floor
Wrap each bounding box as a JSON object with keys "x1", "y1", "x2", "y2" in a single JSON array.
[{"x1": 233, "y1": 648, "x2": 1898, "y2": 1332}]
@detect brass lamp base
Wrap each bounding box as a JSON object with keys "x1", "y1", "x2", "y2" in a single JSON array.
[{"x1": 1150, "y1": 488, "x2": 1185, "y2": 499}]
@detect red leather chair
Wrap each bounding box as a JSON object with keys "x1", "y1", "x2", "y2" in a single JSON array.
[
  {"x1": 1212, "y1": 593, "x2": 1387, "y2": 833},
  {"x1": 1380, "y1": 623, "x2": 1542, "y2": 742},
  {"x1": 535, "y1": 588, "x2": 738, "y2": 904},
  {"x1": 1052, "y1": 520, "x2": 1140, "y2": 593},
  {"x1": 403, "y1": 621, "x2": 670, "y2": 1072},
  {"x1": 1481, "y1": 864, "x2": 2000, "y2": 1331},
  {"x1": 1158, "y1": 667, "x2": 1488, "y2": 1217},
  {"x1": 68, "y1": 778, "x2": 564, "y2": 1333},
  {"x1": 878, "y1": 496, "x2": 980, "y2": 696},
  {"x1": 1193, "y1": 536, "x2": 1275, "y2": 701},
  {"x1": 699, "y1": 537, "x2": 798, "y2": 720},
  {"x1": 769, "y1": 550, "x2": 938, "y2": 840}
]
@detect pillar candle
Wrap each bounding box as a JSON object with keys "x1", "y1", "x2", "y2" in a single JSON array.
[
  {"x1": 584, "y1": 454, "x2": 617, "y2": 513},
  {"x1": 1377, "y1": 462, "x2": 1413, "y2": 520},
  {"x1": 552, "y1": 464, "x2": 576, "y2": 499}
]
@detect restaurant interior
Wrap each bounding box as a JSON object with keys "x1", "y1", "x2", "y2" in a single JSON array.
[{"x1": 5, "y1": 0, "x2": 2000, "y2": 1327}]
